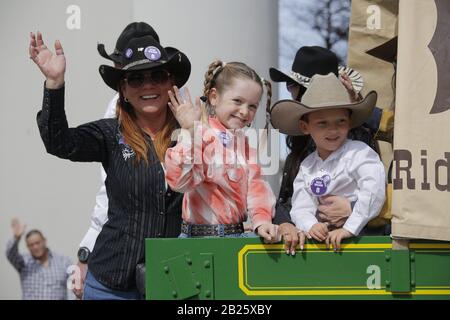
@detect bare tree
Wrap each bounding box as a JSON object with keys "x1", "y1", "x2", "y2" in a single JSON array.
[
  {"x1": 280, "y1": 0, "x2": 351, "y2": 63},
  {"x1": 310, "y1": 0, "x2": 350, "y2": 52}
]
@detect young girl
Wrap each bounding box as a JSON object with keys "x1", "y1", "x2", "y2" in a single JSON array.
[{"x1": 165, "y1": 61, "x2": 277, "y2": 240}]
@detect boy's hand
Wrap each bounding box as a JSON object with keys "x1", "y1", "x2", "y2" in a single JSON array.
[
  {"x1": 325, "y1": 228, "x2": 353, "y2": 251},
  {"x1": 257, "y1": 223, "x2": 278, "y2": 242},
  {"x1": 308, "y1": 223, "x2": 328, "y2": 242}
]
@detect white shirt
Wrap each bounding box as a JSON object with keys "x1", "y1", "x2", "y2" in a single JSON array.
[
  {"x1": 290, "y1": 139, "x2": 386, "y2": 236},
  {"x1": 78, "y1": 94, "x2": 118, "y2": 251}
]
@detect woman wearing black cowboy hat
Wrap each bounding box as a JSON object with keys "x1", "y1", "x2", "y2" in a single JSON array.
[
  {"x1": 74, "y1": 22, "x2": 167, "y2": 300},
  {"x1": 269, "y1": 46, "x2": 383, "y2": 255},
  {"x1": 30, "y1": 31, "x2": 190, "y2": 299}
]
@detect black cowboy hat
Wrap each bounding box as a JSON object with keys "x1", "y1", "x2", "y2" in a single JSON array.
[
  {"x1": 97, "y1": 22, "x2": 160, "y2": 64},
  {"x1": 270, "y1": 46, "x2": 364, "y2": 93},
  {"x1": 99, "y1": 35, "x2": 191, "y2": 90}
]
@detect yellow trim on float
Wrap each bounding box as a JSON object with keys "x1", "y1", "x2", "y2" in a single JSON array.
[{"x1": 237, "y1": 243, "x2": 450, "y2": 296}]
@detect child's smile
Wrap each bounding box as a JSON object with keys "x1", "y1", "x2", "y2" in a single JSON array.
[
  {"x1": 210, "y1": 78, "x2": 262, "y2": 130},
  {"x1": 299, "y1": 108, "x2": 351, "y2": 160}
]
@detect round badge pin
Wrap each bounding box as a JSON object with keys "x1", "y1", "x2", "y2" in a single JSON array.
[
  {"x1": 310, "y1": 174, "x2": 331, "y2": 196},
  {"x1": 144, "y1": 46, "x2": 161, "y2": 61},
  {"x1": 219, "y1": 132, "x2": 231, "y2": 147},
  {"x1": 125, "y1": 48, "x2": 133, "y2": 59}
]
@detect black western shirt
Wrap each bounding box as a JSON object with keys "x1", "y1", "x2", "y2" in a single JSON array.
[{"x1": 37, "y1": 85, "x2": 182, "y2": 290}]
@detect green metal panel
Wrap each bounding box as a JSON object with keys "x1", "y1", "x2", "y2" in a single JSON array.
[
  {"x1": 160, "y1": 253, "x2": 199, "y2": 299},
  {"x1": 410, "y1": 243, "x2": 450, "y2": 294},
  {"x1": 145, "y1": 236, "x2": 450, "y2": 300},
  {"x1": 387, "y1": 249, "x2": 411, "y2": 293}
]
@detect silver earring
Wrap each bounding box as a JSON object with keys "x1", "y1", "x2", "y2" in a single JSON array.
[{"x1": 124, "y1": 97, "x2": 129, "y2": 103}]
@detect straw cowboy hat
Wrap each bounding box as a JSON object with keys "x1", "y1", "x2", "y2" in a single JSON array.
[
  {"x1": 270, "y1": 46, "x2": 364, "y2": 93},
  {"x1": 270, "y1": 73, "x2": 377, "y2": 136},
  {"x1": 99, "y1": 35, "x2": 191, "y2": 90}
]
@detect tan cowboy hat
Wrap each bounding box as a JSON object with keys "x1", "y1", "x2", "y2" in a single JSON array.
[{"x1": 270, "y1": 73, "x2": 377, "y2": 136}]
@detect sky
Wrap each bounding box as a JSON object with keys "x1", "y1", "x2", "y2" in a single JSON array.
[{"x1": 277, "y1": 0, "x2": 349, "y2": 158}]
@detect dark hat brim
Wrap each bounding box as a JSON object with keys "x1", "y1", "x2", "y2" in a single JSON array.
[
  {"x1": 269, "y1": 67, "x2": 295, "y2": 83},
  {"x1": 270, "y1": 66, "x2": 364, "y2": 93},
  {"x1": 97, "y1": 43, "x2": 122, "y2": 64},
  {"x1": 99, "y1": 47, "x2": 191, "y2": 91},
  {"x1": 270, "y1": 91, "x2": 377, "y2": 136}
]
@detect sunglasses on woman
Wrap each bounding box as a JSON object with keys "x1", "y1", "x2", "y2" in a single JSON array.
[{"x1": 124, "y1": 69, "x2": 171, "y2": 88}]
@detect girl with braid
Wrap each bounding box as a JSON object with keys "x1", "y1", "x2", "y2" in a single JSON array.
[{"x1": 165, "y1": 60, "x2": 278, "y2": 240}]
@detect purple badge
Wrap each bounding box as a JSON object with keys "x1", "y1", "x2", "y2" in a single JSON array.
[
  {"x1": 310, "y1": 174, "x2": 331, "y2": 196},
  {"x1": 125, "y1": 48, "x2": 133, "y2": 59},
  {"x1": 144, "y1": 46, "x2": 161, "y2": 61},
  {"x1": 219, "y1": 132, "x2": 232, "y2": 147}
]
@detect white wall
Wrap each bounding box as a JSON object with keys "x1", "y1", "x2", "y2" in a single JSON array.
[{"x1": 0, "y1": 0, "x2": 278, "y2": 299}]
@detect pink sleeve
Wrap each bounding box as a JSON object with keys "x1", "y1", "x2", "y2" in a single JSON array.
[
  {"x1": 164, "y1": 126, "x2": 214, "y2": 193},
  {"x1": 246, "y1": 162, "x2": 276, "y2": 231}
]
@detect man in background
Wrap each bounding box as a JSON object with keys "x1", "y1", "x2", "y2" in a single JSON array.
[{"x1": 6, "y1": 218, "x2": 73, "y2": 300}]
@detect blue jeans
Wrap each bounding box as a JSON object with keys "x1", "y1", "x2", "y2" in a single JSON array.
[{"x1": 83, "y1": 271, "x2": 141, "y2": 300}]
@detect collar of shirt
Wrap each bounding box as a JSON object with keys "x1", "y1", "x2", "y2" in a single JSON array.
[
  {"x1": 31, "y1": 248, "x2": 53, "y2": 266},
  {"x1": 207, "y1": 117, "x2": 248, "y2": 165},
  {"x1": 208, "y1": 117, "x2": 246, "y2": 148},
  {"x1": 306, "y1": 139, "x2": 351, "y2": 168}
]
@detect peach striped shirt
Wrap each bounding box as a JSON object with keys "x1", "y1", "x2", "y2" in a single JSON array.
[{"x1": 165, "y1": 117, "x2": 275, "y2": 231}]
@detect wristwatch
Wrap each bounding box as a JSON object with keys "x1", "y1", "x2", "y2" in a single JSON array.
[{"x1": 77, "y1": 247, "x2": 90, "y2": 263}]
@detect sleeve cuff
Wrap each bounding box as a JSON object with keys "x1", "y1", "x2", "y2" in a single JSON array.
[
  {"x1": 343, "y1": 213, "x2": 366, "y2": 236},
  {"x1": 251, "y1": 212, "x2": 273, "y2": 232},
  {"x1": 79, "y1": 228, "x2": 100, "y2": 252}
]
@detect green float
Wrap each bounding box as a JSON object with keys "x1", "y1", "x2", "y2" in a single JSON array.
[{"x1": 146, "y1": 236, "x2": 450, "y2": 300}]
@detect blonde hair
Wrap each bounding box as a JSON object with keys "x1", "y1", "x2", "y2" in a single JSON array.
[
  {"x1": 117, "y1": 90, "x2": 177, "y2": 164},
  {"x1": 202, "y1": 60, "x2": 271, "y2": 123}
]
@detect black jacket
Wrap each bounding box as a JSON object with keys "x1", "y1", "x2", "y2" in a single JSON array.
[{"x1": 37, "y1": 85, "x2": 182, "y2": 290}]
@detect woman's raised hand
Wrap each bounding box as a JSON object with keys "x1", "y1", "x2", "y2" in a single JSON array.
[
  {"x1": 168, "y1": 86, "x2": 201, "y2": 134},
  {"x1": 29, "y1": 31, "x2": 66, "y2": 89}
]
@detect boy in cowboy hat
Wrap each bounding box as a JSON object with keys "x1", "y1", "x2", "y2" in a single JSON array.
[
  {"x1": 270, "y1": 46, "x2": 385, "y2": 255},
  {"x1": 270, "y1": 73, "x2": 386, "y2": 250}
]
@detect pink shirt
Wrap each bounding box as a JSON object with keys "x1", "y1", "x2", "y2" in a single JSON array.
[{"x1": 165, "y1": 117, "x2": 275, "y2": 231}]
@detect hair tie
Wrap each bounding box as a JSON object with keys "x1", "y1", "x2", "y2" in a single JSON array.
[{"x1": 212, "y1": 62, "x2": 227, "y2": 77}]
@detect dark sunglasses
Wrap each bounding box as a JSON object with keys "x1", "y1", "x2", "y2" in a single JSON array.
[{"x1": 124, "y1": 70, "x2": 171, "y2": 88}]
